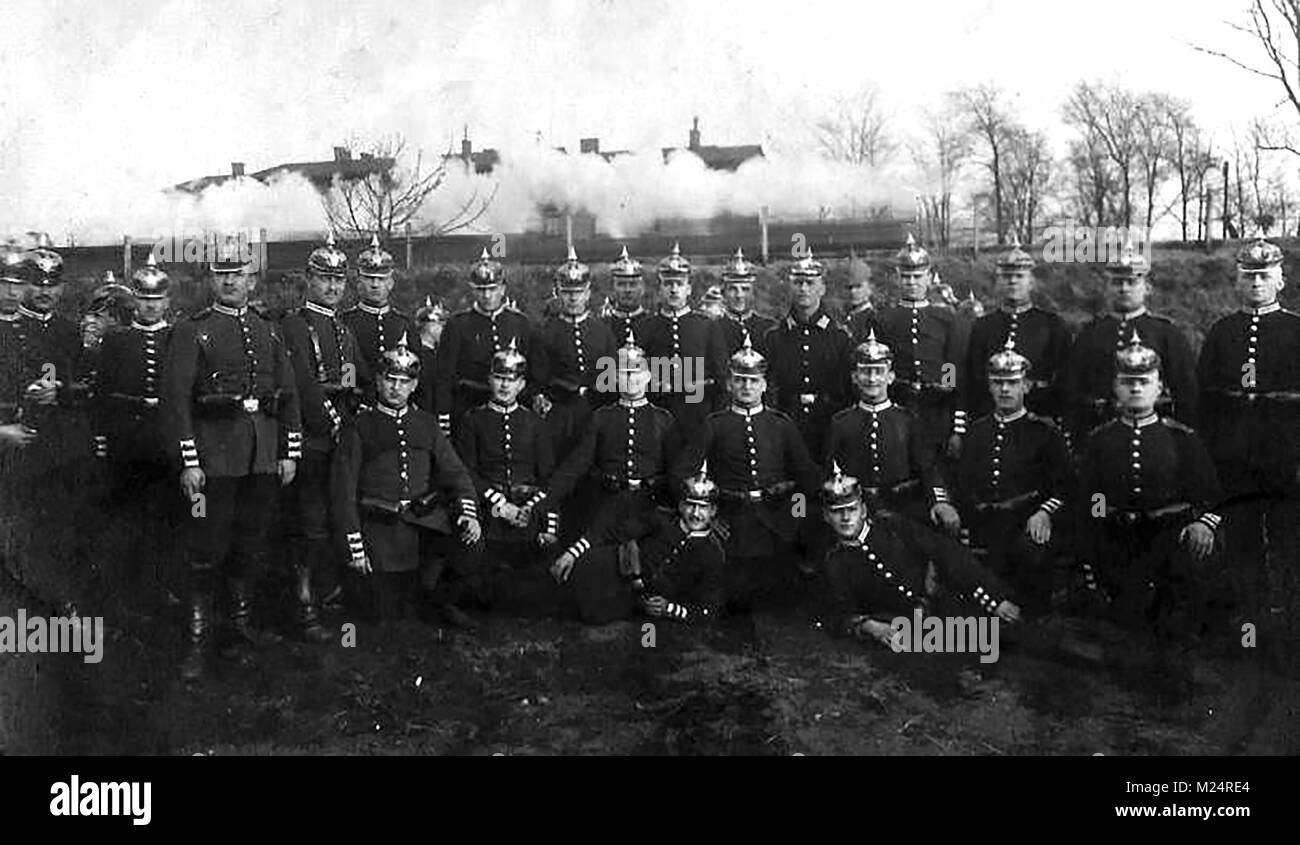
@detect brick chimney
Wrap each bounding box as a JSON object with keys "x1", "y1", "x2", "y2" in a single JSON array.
[
  {"x1": 231, "y1": 162, "x2": 245, "y2": 177},
  {"x1": 333, "y1": 146, "x2": 352, "y2": 162},
  {"x1": 689, "y1": 117, "x2": 701, "y2": 151},
  {"x1": 462, "y1": 125, "x2": 472, "y2": 160},
  {"x1": 580, "y1": 137, "x2": 600, "y2": 154}
]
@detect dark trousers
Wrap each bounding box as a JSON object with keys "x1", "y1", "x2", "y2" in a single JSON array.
[
  {"x1": 448, "y1": 538, "x2": 562, "y2": 616},
  {"x1": 184, "y1": 473, "x2": 279, "y2": 591},
  {"x1": 1084, "y1": 516, "x2": 1208, "y2": 639},
  {"x1": 966, "y1": 508, "x2": 1056, "y2": 615},
  {"x1": 289, "y1": 449, "x2": 343, "y2": 595}
]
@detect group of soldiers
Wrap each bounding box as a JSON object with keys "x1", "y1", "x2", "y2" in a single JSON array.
[{"x1": 0, "y1": 227, "x2": 1297, "y2": 684}]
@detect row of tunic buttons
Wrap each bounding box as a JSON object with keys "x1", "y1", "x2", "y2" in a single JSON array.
[
  {"x1": 397, "y1": 416, "x2": 410, "y2": 498},
  {"x1": 143, "y1": 332, "x2": 158, "y2": 395},
  {"x1": 626, "y1": 406, "x2": 637, "y2": 475},
  {"x1": 865, "y1": 408, "x2": 882, "y2": 479},
  {"x1": 990, "y1": 419, "x2": 1006, "y2": 494},
  {"x1": 1246, "y1": 314, "x2": 1260, "y2": 367},
  {"x1": 1130, "y1": 427, "x2": 1144, "y2": 497},
  {"x1": 502, "y1": 410, "x2": 513, "y2": 486},
  {"x1": 745, "y1": 414, "x2": 759, "y2": 485},
  {"x1": 238, "y1": 313, "x2": 259, "y2": 388},
  {"x1": 801, "y1": 325, "x2": 812, "y2": 391},
  {"x1": 865, "y1": 544, "x2": 916, "y2": 601},
  {"x1": 573, "y1": 322, "x2": 586, "y2": 375}
]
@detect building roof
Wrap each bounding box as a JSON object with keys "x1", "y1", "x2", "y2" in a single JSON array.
[
  {"x1": 253, "y1": 156, "x2": 394, "y2": 189},
  {"x1": 662, "y1": 143, "x2": 764, "y2": 171}
]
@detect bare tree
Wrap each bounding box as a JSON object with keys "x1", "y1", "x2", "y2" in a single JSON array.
[
  {"x1": 1065, "y1": 82, "x2": 1148, "y2": 227},
  {"x1": 951, "y1": 84, "x2": 1015, "y2": 244},
  {"x1": 813, "y1": 84, "x2": 896, "y2": 167},
  {"x1": 1001, "y1": 126, "x2": 1054, "y2": 243},
  {"x1": 1165, "y1": 100, "x2": 1216, "y2": 241},
  {"x1": 1064, "y1": 135, "x2": 1120, "y2": 226},
  {"x1": 323, "y1": 133, "x2": 497, "y2": 241},
  {"x1": 910, "y1": 105, "x2": 972, "y2": 247},
  {"x1": 1133, "y1": 93, "x2": 1178, "y2": 230}
]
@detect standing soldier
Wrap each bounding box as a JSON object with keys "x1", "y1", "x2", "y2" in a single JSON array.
[
  {"x1": 281, "y1": 233, "x2": 361, "y2": 641},
  {"x1": 963, "y1": 236, "x2": 1071, "y2": 423},
  {"x1": 331, "y1": 338, "x2": 481, "y2": 622},
  {"x1": 452, "y1": 340, "x2": 560, "y2": 614},
  {"x1": 1063, "y1": 243, "x2": 1198, "y2": 441},
  {"x1": 0, "y1": 245, "x2": 32, "y2": 448},
  {"x1": 532, "y1": 247, "x2": 618, "y2": 452},
  {"x1": 639, "y1": 243, "x2": 728, "y2": 434},
  {"x1": 340, "y1": 235, "x2": 409, "y2": 399},
  {"x1": 674, "y1": 337, "x2": 821, "y2": 612},
  {"x1": 434, "y1": 248, "x2": 534, "y2": 438},
  {"x1": 955, "y1": 341, "x2": 1072, "y2": 615},
  {"x1": 841, "y1": 263, "x2": 879, "y2": 344},
  {"x1": 543, "y1": 332, "x2": 682, "y2": 548},
  {"x1": 698, "y1": 284, "x2": 726, "y2": 320},
  {"x1": 718, "y1": 248, "x2": 776, "y2": 357},
  {"x1": 764, "y1": 249, "x2": 853, "y2": 461},
  {"x1": 1075, "y1": 333, "x2": 1222, "y2": 656},
  {"x1": 411, "y1": 296, "x2": 447, "y2": 412},
  {"x1": 1197, "y1": 238, "x2": 1300, "y2": 660},
  {"x1": 877, "y1": 234, "x2": 966, "y2": 463},
  {"x1": 162, "y1": 241, "x2": 302, "y2": 680},
  {"x1": 824, "y1": 331, "x2": 956, "y2": 532},
  {"x1": 604, "y1": 245, "x2": 650, "y2": 345}
]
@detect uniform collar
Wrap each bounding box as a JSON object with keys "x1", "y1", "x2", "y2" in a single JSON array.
[
  {"x1": 785, "y1": 309, "x2": 831, "y2": 330},
  {"x1": 0, "y1": 312, "x2": 18, "y2": 322},
  {"x1": 858, "y1": 399, "x2": 892, "y2": 413},
  {"x1": 488, "y1": 400, "x2": 519, "y2": 414},
  {"x1": 1001, "y1": 302, "x2": 1033, "y2": 315},
  {"x1": 1121, "y1": 411, "x2": 1159, "y2": 429},
  {"x1": 17, "y1": 305, "x2": 52, "y2": 322},
  {"x1": 304, "y1": 300, "x2": 337, "y2": 318},
  {"x1": 848, "y1": 302, "x2": 874, "y2": 315},
  {"x1": 660, "y1": 305, "x2": 691, "y2": 319},
  {"x1": 212, "y1": 303, "x2": 248, "y2": 318},
  {"x1": 677, "y1": 520, "x2": 713, "y2": 539},
  {"x1": 559, "y1": 311, "x2": 590, "y2": 325},
  {"x1": 839, "y1": 521, "x2": 872, "y2": 548},
  {"x1": 899, "y1": 298, "x2": 929, "y2": 310},
  {"x1": 726, "y1": 308, "x2": 754, "y2": 323},
  {"x1": 618, "y1": 397, "x2": 649, "y2": 408},
  {"x1": 1110, "y1": 306, "x2": 1147, "y2": 321},
  {"x1": 374, "y1": 401, "x2": 409, "y2": 419},
  {"x1": 730, "y1": 403, "x2": 764, "y2": 417},
  {"x1": 131, "y1": 320, "x2": 169, "y2": 332},
  {"x1": 358, "y1": 302, "x2": 391, "y2": 316},
  {"x1": 473, "y1": 303, "x2": 505, "y2": 319},
  {"x1": 993, "y1": 408, "x2": 1027, "y2": 424},
  {"x1": 611, "y1": 305, "x2": 644, "y2": 319},
  {"x1": 1241, "y1": 301, "x2": 1280, "y2": 316}
]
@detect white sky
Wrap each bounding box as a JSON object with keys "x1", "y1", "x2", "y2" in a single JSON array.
[{"x1": 0, "y1": 0, "x2": 1289, "y2": 237}]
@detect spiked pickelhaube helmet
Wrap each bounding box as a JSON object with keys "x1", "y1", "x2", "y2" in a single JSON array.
[
  {"x1": 357, "y1": 235, "x2": 395, "y2": 278},
  {"x1": 1104, "y1": 240, "x2": 1151, "y2": 277},
  {"x1": 489, "y1": 337, "x2": 528, "y2": 378},
  {"x1": 379, "y1": 331, "x2": 421, "y2": 379},
  {"x1": 852, "y1": 329, "x2": 893, "y2": 368},
  {"x1": 729, "y1": 331, "x2": 767, "y2": 376},
  {"x1": 1114, "y1": 330, "x2": 1161, "y2": 376},
  {"x1": 553, "y1": 245, "x2": 591, "y2": 290},
  {"x1": 657, "y1": 242, "x2": 691, "y2": 280},
  {"x1": 986, "y1": 338, "x2": 1031, "y2": 381},
  {"x1": 617, "y1": 329, "x2": 649, "y2": 373},
  {"x1": 680, "y1": 460, "x2": 719, "y2": 506},
  {"x1": 996, "y1": 233, "x2": 1035, "y2": 273},
  {"x1": 468, "y1": 247, "x2": 503, "y2": 288},
  {"x1": 307, "y1": 232, "x2": 348, "y2": 277},
  {"x1": 1, "y1": 243, "x2": 26, "y2": 284},
  {"x1": 788, "y1": 248, "x2": 824, "y2": 280},
  {"x1": 894, "y1": 233, "x2": 930, "y2": 274},
  {"x1": 609, "y1": 245, "x2": 643, "y2": 279},
  {"x1": 414, "y1": 295, "x2": 448, "y2": 324},
  {"x1": 132, "y1": 252, "x2": 171, "y2": 299},
  {"x1": 721, "y1": 247, "x2": 757, "y2": 284},
  {"x1": 821, "y1": 461, "x2": 863, "y2": 510}
]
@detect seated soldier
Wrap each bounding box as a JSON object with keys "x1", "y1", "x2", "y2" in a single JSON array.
[
  {"x1": 331, "y1": 336, "x2": 482, "y2": 623},
  {"x1": 819, "y1": 463, "x2": 1021, "y2": 648},
  {"x1": 954, "y1": 340, "x2": 1072, "y2": 616},
  {"x1": 824, "y1": 330, "x2": 957, "y2": 533},
  {"x1": 550, "y1": 462, "x2": 725, "y2": 625},
  {"x1": 452, "y1": 339, "x2": 561, "y2": 614}
]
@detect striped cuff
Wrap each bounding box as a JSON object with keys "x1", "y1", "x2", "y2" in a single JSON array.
[
  {"x1": 285, "y1": 431, "x2": 303, "y2": 460},
  {"x1": 346, "y1": 531, "x2": 365, "y2": 560},
  {"x1": 325, "y1": 401, "x2": 342, "y2": 429},
  {"x1": 93, "y1": 434, "x2": 108, "y2": 458},
  {"x1": 1081, "y1": 561, "x2": 1101, "y2": 592},
  {"x1": 932, "y1": 487, "x2": 950, "y2": 505},
  {"x1": 484, "y1": 488, "x2": 506, "y2": 514},
  {"x1": 438, "y1": 413, "x2": 452, "y2": 434},
  {"x1": 180, "y1": 438, "x2": 200, "y2": 469},
  {"x1": 665, "y1": 601, "x2": 688, "y2": 621},
  {"x1": 525, "y1": 490, "x2": 547, "y2": 510},
  {"x1": 545, "y1": 511, "x2": 560, "y2": 536},
  {"x1": 1196, "y1": 512, "x2": 1222, "y2": 533},
  {"x1": 565, "y1": 537, "x2": 592, "y2": 561},
  {"x1": 972, "y1": 585, "x2": 1001, "y2": 614},
  {"x1": 952, "y1": 410, "x2": 967, "y2": 436},
  {"x1": 1038, "y1": 497, "x2": 1064, "y2": 516},
  {"x1": 458, "y1": 498, "x2": 478, "y2": 521}
]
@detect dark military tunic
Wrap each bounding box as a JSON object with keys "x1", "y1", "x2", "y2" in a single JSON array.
[
  {"x1": 412, "y1": 340, "x2": 439, "y2": 413},
  {"x1": 331, "y1": 402, "x2": 478, "y2": 573},
  {"x1": 1074, "y1": 414, "x2": 1223, "y2": 632},
  {"x1": 822, "y1": 513, "x2": 1012, "y2": 634},
  {"x1": 564, "y1": 509, "x2": 725, "y2": 624},
  {"x1": 763, "y1": 308, "x2": 853, "y2": 460},
  {"x1": 434, "y1": 305, "x2": 535, "y2": 430},
  {"x1": 674, "y1": 404, "x2": 820, "y2": 560},
  {"x1": 842, "y1": 302, "x2": 881, "y2": 345},
  {"x1": 718, "y1": 310, "x2": 777, "y2": 357},
  {"x1": 92, "y1": 320, "x2": 172, "y2": 467},
  {"x1": 955, "y1": 409, "x2": 1072, "y2": 610},
  {"x1": 12, "y1": 306, "x2": 82, "y2": 456},
  {"x1": 339, "y1": 302, "x2": 409, "y2": 396},
  {"x1": 963, "y1": 305, "x2": 1071, "y2": 420},
  {"x1": 282, "y1": 302, "x2": 362, "y2": 453},
  {"x1": 603, "y1": 305, "x2": 651, "y2": 349},
  {"x1": 824, "y1": 399, "x2": 947, "y2": 520},
  {"x1": 0, "y1": 312, "x2": 24, "y2": 423},
  {"x1": 639, "y1": 306, "x2": 728, "y2": 432},
  {"x1": 1063, "y1": 309, "x2": 1198, "y2": 438},
  {"x1": 533, "y1": 311, "x2": 618, "y2": 448},
  {"x1": 454, "y1": 401, "x2": 557, "y2": 542},
  {"x1": 876, "y1": 301, "x2": 965, "y2": 449}
]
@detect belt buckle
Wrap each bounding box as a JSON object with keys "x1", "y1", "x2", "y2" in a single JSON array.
[
  {"x1": 627, "y1": 479, "x2": 643, "y2": 491},
  {"x1": 398, "y1": 499, "x2": 411, "y2": 512},
  {"x1": 799, "y1": 394, "x2": 816, "y2": 406},
  {"x1": 144, "y1": 397, "x2": 160, "y2": 408},
  {"x1": 1119, "y1": 511, "x2": 1138, "y2": 525},
  {"x1": 242, "y1": 397, "x2": 260, "y2": 414},
  {"x1": 747, "y1": 489, "x2": 763, "y2": 501}
]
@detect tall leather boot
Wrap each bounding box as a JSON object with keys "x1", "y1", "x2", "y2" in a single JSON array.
[
  {"x1": 294, "y1": 564, "x2": 333, "y2": 643},
  {"x1": 226, "y1": 577, "x2": 282, "y2": 650},
  {"x1": 180, "y1": 593, "x2": 210, "y2": 682}
]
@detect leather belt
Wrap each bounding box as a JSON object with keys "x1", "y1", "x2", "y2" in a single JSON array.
[
  {"x1": 973, "y1": 489, "x2": 1040, "y2": 512},
  {"x1": 862, "y1": 478, "x2": 919, "y2": 497},
  {"x1": 718, "y1": 480, "x2": 795, "y2": 502},
  {"x1": 1105, "y1": 502, "x2": 1191, "y2": 525},
  {"x1": 602, "y1": 475, "x2": 660, "y2": 492}
]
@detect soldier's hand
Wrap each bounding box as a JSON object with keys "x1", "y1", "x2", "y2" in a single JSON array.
[
  {"x1": 180, "y1": 467, "x2": 206, "y2": 499},
  {"x1": 550, "y1": 551, "x2": 577, "y2": 584},
  {"x1": 1179, "y1": 522, "x2": 1215, "y2": 560},
  {"x1": 995, "y1": 600, "x2": 1021, "y2": 624},
  {"x1": 642, "y1": 595, "x2": 668, "y2": 617},
  {"x1": 349, "y1": 552, "x2": 373, "y2": 576},
  {"x1": 945, "y1": 432, "x2": 963, "y2": 460},
  {"x1": 1026, "y1": 510, "x2": 1052, "y2": 545},
  {"x1": 457, "y1": 515, "x2": 481, "y2": 546},
  {"x1": 930, "y1": 502, "x2": 961, "y2": 534},
  {"x1": 532, "y1": 394, "x2": 553, "y2": 418},
  {"x1": 26, "y1": 379, "x2": 59, "y2": 406},
  {"x1": 854, "y1": 618, "x2": 896, "y2": 648},
  {"x1": 278, "y1": 458, "x2": 297, "y2": 486},
  {"x1": 0, "y1": 424, "x2": 36, "y2": 450},
  {"x1": 497, "y1": 502, "x2": 521, "y2": 524},
  {"x1": 537, "y1": 531, "x2": 558, "y2": 548}
]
